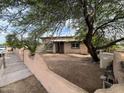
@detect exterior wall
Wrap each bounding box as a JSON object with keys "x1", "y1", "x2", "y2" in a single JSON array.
[
  {"x1": 99, "y1": 52, "x2": 113, "y2": 69},
  {"x1": 95, "y1": 52, "x2": 124, "y2": 93},
  {"x1": 41, "y1": 37, "x2": 88, "y2": 54},
  {"x1": 95, "y1": 84, "x2": 124, "y2": 93},
  {"x1": 15, "y1": 49, "x2": 88, "y2": 93},
  {"x1": 113, "y1": 52, "x2": 124, "y2": 83},
  {"x1": 80, "y1": 43, "x2": 88, "y2": 54},
  {"x1": 42, "y1": 38, "x2": 52, "y2": 44},
  {"x1": 64, "y1": 42, "x2": 88, "y2": 54},
  {"x1": 36, "y1": 45, "x2": 45, "y2": 53},
  {"x1": 41, "y1": 38, "x2": 53, "y2": 53},
  {"x1": 14, "y1": 48, "x2": 24, "y2": 61}
]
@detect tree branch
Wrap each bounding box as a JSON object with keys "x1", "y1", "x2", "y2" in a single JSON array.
[
  {"x1": 79, "y1": 0, "x2": 94, "y2": 42},
  {"x1": 93, "y1": 16, "x2": 124, "y2": 35},
  {"x1": 96, "y1": 37, "x2": 124, "y2": 50}
]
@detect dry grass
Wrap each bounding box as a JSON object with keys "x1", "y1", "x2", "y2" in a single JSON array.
[{"x1": 43, "y1": 54, "x2": 104, "y2": 93}]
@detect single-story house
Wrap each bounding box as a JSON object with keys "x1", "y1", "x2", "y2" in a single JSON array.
[{"x1": 41, "y1": 36, "x2": 88, "y2": 54}]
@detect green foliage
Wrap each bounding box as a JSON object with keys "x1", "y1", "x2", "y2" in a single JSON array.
[
  {"x1": 92, "y1": 36, "x2": 110, "y2": 47},
  {"x1": 75, "y1": 24, "x2": 87, "y2": 40},
  {"x1": 23, "y1": 38, "x2": 39, "y2": 56},
  {"x1": 13, "y1": 0, "x2": 124, "y2": 48},
  {"x1": 2, "y1": 0, "x2": 124, "y2": 59},
  {"x1": 23, "y1": 31, "x2": 40, "y2": 55},
  {"x1": 6, "y1": 33, "x2": 40, "y2": 55},
  {"x1": 6, "y1": 33, "x2": 23, "y2": 48},
  {"x1": 105, "y1": 45, "x2": 119, "y2": 52}
]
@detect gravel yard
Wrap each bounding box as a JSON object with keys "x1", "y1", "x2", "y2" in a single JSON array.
[{"x1": 43, "y1": 54, "x2": 104, "y2": 93}]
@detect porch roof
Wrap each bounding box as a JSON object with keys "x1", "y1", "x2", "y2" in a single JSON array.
[
  {"x1": 41, "y1": 36, "x2": 82, "y2": 42},
  {"x1": 51, "y1": 38, "x2": 80, "y2": 42}
]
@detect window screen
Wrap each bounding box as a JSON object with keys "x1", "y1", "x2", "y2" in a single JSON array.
[{"x1": 71, "y1": 42, "x2": 80, "y2": 48}]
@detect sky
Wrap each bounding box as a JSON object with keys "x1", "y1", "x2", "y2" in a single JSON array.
[
  {"x1": 0, "y1": 36, "x2": 6, "y2": 44},
  {"x1": 42, "y1": 26, "x2": 76, "y2": 37},
  {"x1": 0, "y1": 32, "x2": 7, "y2": 44},
  {"x1": 0, "y1": 24, "x2": 76, "y2": 44},
  {"x1": 0, "y1": 20, "x2": 13, "y2": 44},
  {"x1": 0, "y1": 7, "x2": 77, "y2": 44},
  {"x1": 0, "y1": 11, "x2": 76, "y2": 44}
]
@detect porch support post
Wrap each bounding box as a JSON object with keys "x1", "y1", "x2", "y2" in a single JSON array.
[{"x1": 53, "y1": 43, "x2": 56, "y2": 53}]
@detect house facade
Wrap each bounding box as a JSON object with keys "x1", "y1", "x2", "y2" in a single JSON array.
[{"x1": 41, "y1": 36, "x2": 88, "y2": 54}]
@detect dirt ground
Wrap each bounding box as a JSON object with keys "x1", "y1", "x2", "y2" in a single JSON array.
[
  {"x1": 0, "y1": 76, "x2": 47, "y2": 93},
  {"x1": 43, "y1": 54, "x2": 104, "y2": 93}
]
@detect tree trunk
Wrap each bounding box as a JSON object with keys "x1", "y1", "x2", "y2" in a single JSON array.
[
  {"x1": 83, "y1": 39, "x2": 100, "y2": 62},
  {"x1": 80, "y1": 0, "x2": 99, "y2": 62}
]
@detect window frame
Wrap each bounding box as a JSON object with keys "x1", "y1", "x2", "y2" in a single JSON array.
[{"x1": 71, "y1": 42, "x2": 80, "y2": 49}]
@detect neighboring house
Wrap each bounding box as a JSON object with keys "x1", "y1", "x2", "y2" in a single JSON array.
[{"x1": 41, "y1": 36, "x2": 88, "y2": 54}]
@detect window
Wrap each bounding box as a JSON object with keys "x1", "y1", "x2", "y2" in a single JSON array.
[{"x1": 71, "y1": 42, "x2": 80, "y2": 49}]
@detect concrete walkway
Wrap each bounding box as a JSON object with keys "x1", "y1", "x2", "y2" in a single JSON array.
[{"x1": 0, "y1": 52, "x2": 32, "y2": 87}]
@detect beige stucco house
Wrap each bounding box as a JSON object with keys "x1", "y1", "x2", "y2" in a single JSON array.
[{"x1": 41, "y1": 36, "x2": 88, "y2": 54}]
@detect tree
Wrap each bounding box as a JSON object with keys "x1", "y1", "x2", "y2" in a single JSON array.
[
  {"x1": 23, "y1": 32, "x2": 40, "y2": 56},
  {"x1": 6, "y1": 33, "x2": 22, "y2": 48},
  {"x1": 6, "y1": 32, "x2": 40, "y2": 55},
  {"x1": 2, "y1": 0, "x2": 124, "y2": 62}
]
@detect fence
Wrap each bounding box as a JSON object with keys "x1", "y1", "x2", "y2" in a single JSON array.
[
  {"x1": 15, "y1": 49, "x2": 124, "y2": 93},
  {"x1": 99, "y1": 52, "x2": 113, "y2": 69},
  {"x1": 15, "y1": 49, "x2": 88, "y2": 93}
]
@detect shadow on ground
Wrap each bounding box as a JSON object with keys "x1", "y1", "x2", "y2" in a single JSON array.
[{"x1": 0, "y1": 75, "x2": 47, "y2": 93}]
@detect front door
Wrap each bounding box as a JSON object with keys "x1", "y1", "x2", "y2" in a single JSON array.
[{"x1": 55, "y1": 42, "x2": 64, "y2": 53}]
